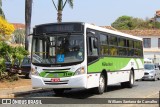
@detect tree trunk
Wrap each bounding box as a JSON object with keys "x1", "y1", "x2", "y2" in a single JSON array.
[
  {"x1": 57, "y1": 10, "x2": 62, "y2": 23},
  {"x1": 25, "y1": 0, "x2": 32, "y2": 50}
]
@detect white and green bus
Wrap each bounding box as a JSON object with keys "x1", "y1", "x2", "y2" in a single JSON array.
[{"x1": 31, "y1": 22, "x2": 144, "y2": 94}]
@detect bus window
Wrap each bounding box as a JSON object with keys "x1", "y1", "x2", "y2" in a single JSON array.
[
  {"x1": 109, "y1": 46, "x2": 117, "y2": 56},
  {"x1": 119, "y1": 47, "x2": 127, "y2": 56},
  {"x1": 100, "y1": 34, "x2": 108, "y2": 55},
  {"x1": 100, "y1": 45, "x2": 108, "y2": 55},
  {"x1": 128, "y1": 48, "x2": 134, "y2": 56},
  {"x1": 129, "y1": 40, "x2": 133, "y2": 48},
  {"x1": 109, "y1": 35, "x2": 117, "y2": 46},
  {"x1": 118, "y1": 38, "x2": 126, "y2": 47},
  {"x1": 88, "y1": 37, "x2": 98, "y2": 56}
]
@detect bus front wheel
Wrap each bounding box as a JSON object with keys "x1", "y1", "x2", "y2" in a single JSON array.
[{"x1": 94, "y1": 74, "x2": 106, "y2": 94}]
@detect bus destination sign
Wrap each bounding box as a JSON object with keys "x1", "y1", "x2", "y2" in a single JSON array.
[{"x1": 34, "y1": 23, "x2": 83, "y2": 35}]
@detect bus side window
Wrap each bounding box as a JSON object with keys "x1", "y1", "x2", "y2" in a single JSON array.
[{"x1": 88, "y1": 37, "x2": 98, "y2": 56}]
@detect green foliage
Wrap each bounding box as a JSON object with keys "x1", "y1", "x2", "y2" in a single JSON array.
[
  {"x1": 0, "y1": 41, "x2": 28, "y2": 81},
  {"x1": 52, "y1": 0, "x2": 74, "y2": 22},
  {"x1": 0, "y1": 57, "x2": 5, "y2": 76},
  {"x1": 111, "y1": 15, "x2": 160, "y2": 30},
  {"x1": 0, "y1": 0, "x2": 5, "y2": 19},
  {"x1": 0, "y1": 41, "x2": 13, "y2": 57},
  {"x1": 14, "y1": 46, "x2": 29, "y2": 66},
  {"x1": 111, "y1": 16, "x2": 135, "y2": 30}
]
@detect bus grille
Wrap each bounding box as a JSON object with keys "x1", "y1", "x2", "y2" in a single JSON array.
[{"x1": 44, "y1": 80, "x2": 69, "y2": 85}]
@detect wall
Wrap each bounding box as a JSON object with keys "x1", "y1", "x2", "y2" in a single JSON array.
[{"x1": 140, "y1": 35, "x2": 160, "y2": 64}]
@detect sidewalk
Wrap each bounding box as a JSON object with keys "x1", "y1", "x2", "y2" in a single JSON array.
[
  {"x1": 0, "y1": 85, "x2": 53, "y2": 98},
  {"x1": 0, "y1": 85, "x2": 35, "y2": 98}
]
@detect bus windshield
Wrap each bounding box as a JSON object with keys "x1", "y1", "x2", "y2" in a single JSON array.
[{"x1": 32, "y1": 33, "x2": 84, "y2": 65}]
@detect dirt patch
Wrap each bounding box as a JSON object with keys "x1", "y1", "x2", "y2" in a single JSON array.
[{"x1": 0, "y1": 76, "x2": 31, "y2": 89}]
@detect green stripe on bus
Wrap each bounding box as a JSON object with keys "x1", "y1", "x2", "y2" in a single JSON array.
[
  {"x1": 39, "y1": 70, "x2": 74, "y2": 78},
  {"x1": 88, "y1": 57, "x2": 143, "y2": 73}
]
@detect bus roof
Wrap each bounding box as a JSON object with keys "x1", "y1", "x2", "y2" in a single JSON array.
[
  {"x1": 34, "y1": 22, "x2": 142, "y2": 41},
  {"x1": 85, "y1": 23, "x2": 142, "y2": 41}
]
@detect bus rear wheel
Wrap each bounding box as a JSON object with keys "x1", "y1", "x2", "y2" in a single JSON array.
[
  {"x1": 53, "y1": 89, "x2": 65, "y2": 95},
  {"x1": 94, "y1": 74, "x2": 106, "y2": 94},
  {"x1": 121, "y1": 70, "x2": 134, "y2": 88}
]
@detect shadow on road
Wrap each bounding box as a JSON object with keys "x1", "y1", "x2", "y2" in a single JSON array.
[
  {"x1": 17, "y1": 83, "x2": 139, "y2": 98},
  {"x1": 52, "y1": 84, "x2": 139, "y2": 99}
]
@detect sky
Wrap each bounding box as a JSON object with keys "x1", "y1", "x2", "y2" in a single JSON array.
[{"x1": 2, "y1": 0, "x2": 160, "y2": 28}]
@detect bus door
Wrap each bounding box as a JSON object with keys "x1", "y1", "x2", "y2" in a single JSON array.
[{"x1": 87, "y1": 30, "x2": 99, "y2": 65}]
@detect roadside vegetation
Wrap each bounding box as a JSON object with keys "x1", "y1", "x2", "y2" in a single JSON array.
[
  {"x1": 0, "y1": 41, "x2": 28, "y2": 82},
  {"x1": 111, "y1": 15, "x2": 160, "y2": 30},
  {"x1": 0, "y1": 16, "x2": 28, "y2": 82}
]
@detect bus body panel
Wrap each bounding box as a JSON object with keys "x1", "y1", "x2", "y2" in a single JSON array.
[
  {"x1": 31, "y1": 74, "x2": 87, "y2": 89},
  {"x1": 87, "y1": 57, "x2": 144, "y2": 85}
]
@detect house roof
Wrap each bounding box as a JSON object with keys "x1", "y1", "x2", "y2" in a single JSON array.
[
  {"x1": 120, "y1": 30, "x2": 160, "y2": 36},
  {"x1": 12, "y1": 23, "x2": 25, "y2": 29},
  {"x1": 100, "y1": 25, "x2": 160, "y2": 36}
]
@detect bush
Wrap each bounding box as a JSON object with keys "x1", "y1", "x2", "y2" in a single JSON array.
[
  {"x1": 0, "y1": 72, "x2": 19, "y2": 82},
  {"x1": 0, "y1": 41, "x2": 28, "y2": 82},
  {"x1": 0, "y1": 57, "x2": 5, "y2": 77},
  {"x1": 8, "y1": 74, "x2": 19, "y2": 82}
]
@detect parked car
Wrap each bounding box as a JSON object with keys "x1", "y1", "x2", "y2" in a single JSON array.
[
  {"x1": 142, "y1": 63, "x2": 160, "y2": 81},
  {"x1": 5, "y1": 60, "x2": 11, "y2": 72},
  {"x1": 18, "y1": 57, "x2": 31, "y2": 79}
]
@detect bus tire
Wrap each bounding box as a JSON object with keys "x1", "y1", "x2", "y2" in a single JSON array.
[
  {"x1": 94, "y1": 74, "x2": 106, "y2": 94},
  {"x1": 53, "y1": 89, "x2": 65, "y2": 95},
  {"x1": 126, "y1": 70, "x2": 134, "y2": 88},
  {"x1": 121, "y1": 70, "x2": 134, "y2": 88}
]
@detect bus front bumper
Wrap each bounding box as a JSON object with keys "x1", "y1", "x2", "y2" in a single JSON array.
[{"x1": 31, "y1": 75, "x2": 87, "y2": 89}]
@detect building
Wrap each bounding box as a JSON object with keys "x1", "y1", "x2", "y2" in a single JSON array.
[
  {"x1": 155, "y1": 10, "x2": 160, "y2": 22},
  {"x1": 121, "y1": 29, "x2": 160, "y2": 64},
  {"x1": 12, "y1": 23, "x2": 25, "y2": 29}
]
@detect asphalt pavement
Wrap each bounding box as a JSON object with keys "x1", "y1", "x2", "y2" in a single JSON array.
[{"x1": 0, "y1": 80, "x2": 159, "y2": 107}]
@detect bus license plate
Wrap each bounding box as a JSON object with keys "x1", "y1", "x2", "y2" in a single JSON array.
[{"x1": 51, "y1": 78, "x2": 60, "y2": 82}]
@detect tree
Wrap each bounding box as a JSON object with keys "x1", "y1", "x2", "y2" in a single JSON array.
[
  {"x1": 111, "y1": 15, "x2": 160, "y2": 30},
  {"x1": 51, "y1": 0, "x2": 73, "y2": 23},
  {"x1": 25, "y1": 0, "x2": 33, "y2": 50},
  {"x1": 0, "y1": 16, "x2": 15, "y2": 41},
  {"x1": 111, "y1": 16, "x2": 137, "y2": 30},
  {"x1": 0, "y1": 0, "x2": 5, "y2": 19}
]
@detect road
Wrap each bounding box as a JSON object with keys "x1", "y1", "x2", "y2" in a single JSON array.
[
  {"x1": 21, "y1": 80, "x2": 160, "y2": 98},
  {"x1": 12, "y1": 80, "x2": 159, "y2": 107}
]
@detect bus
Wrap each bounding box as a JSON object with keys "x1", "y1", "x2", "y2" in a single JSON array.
[{"x1": 31, "y1": 22, "x2": 144, "y2": 94}]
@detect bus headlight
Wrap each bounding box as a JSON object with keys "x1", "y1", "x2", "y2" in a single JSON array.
[
  {"x1": 31, "y1": 68, "x2": 39, "y2": 76},
  {"x1": 75, "y1": 67, "x2": 85, "y2": 75}
]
